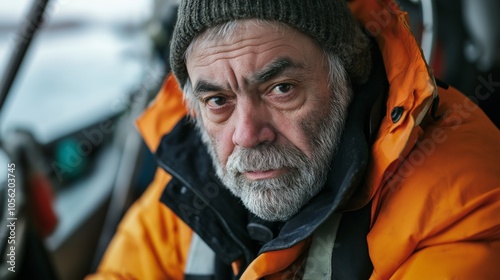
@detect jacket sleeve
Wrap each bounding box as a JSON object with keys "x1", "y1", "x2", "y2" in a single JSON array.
[
  {"x1": 86, "y1": 168, "x2": 193, "y2": 280},
  {"x1": 391, "y1": 239, "x2": 500, "y2": 279},
  {"x1": 368, "y1": 88, "x2": 500, "y2": 280},
  {"x1": 85, "y1": 73, "x2": 191, "y2": 279},
  {"x1": 369, "y1": 183, "x2": 500, "y2": 280}
]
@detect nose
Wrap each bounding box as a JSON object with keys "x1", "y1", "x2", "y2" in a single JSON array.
[{"x1": 232, "y1": 101, "x2": 276, "y2": 148}]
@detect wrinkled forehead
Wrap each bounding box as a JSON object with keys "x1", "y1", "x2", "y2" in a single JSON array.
[
  {"x1": 184, "y1": 19, "x2": 329, "y2": 87},
  {"x1": 184, "y1": 19, "x2": 309, "y2": 62}
]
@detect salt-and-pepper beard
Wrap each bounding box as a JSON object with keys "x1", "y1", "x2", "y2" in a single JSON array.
[{"x1": 197, "y1": 90, "x2": 350, "y2": 222}]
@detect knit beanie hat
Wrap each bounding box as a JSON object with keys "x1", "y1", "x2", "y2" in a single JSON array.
[{"x1": 170, "y1": 0, "x2": 372, "y2": 87}]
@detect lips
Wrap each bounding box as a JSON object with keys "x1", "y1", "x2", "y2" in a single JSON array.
[{"x1": 243, "y1": 168, "x2": 288, "y2": 180}]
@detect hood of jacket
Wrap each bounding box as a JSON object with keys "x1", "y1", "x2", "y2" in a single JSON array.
[{"x1": 348, "y1": 0, "x2": 436, "y2": 210}]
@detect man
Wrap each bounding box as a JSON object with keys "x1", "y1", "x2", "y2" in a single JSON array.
[{"x1": 90, "y1": 0, "x2": 500, "y2": 279}]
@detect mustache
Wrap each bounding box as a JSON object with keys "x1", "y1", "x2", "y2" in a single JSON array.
[{"x1": 225, "y1": 144, "x2": 309, "y2": 174}]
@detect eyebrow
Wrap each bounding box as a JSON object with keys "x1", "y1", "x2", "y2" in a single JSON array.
[
  {"x1": 193, "y1": 80, "x2": 225, "y2": 98},
  {"x1": 251, "y1": 57, "x2": 305, "y2": 85},
  {"x1": 192, "y1": 57, "x2": 305, "y2": 98}
]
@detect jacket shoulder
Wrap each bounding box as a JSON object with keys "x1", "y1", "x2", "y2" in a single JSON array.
[
  {"x1": 90, "y1": 168, "x2": 192, "y2": 279},
  {"x1": 368, "y1": 86, "x2": 500, "y2": 279}
]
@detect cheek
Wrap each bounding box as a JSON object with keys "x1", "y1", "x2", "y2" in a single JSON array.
[
  {"x1": 270, "y1": 113, "x2": 314, "y2": 159},
  {"x1": 203, "y1": 120, "x2": 235, "y2": 167},
  {"x1": 289, "y1": 122, "x2": 316, "y2": 158},
  {"x1": 283, "y1": 100, "x2": 331, "y2": 158},
  {"x1": 299, "y1": 113, "x2": 324, "y2": 152}
]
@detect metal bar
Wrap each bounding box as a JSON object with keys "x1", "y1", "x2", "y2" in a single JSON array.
[
  {"x1": 0, "y1": 0, "x2": 50, "y2": 113},
  {"x1": 420, "y1": 0, "x2": 437, "y2": 65}
]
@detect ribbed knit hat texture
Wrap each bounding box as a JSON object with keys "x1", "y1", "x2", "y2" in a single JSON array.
[{"x1": 170, "y1": 0, "x2": 372, "y2": 87}]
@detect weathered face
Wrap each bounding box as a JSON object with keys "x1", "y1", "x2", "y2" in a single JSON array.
[{"x1": 185, "y1": 20, "x2": 349, "y2": 221}]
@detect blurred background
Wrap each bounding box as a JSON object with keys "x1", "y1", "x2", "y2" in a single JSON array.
[
  {"x1": 0, "y1": 0, "x2": 165, "y2": 279},
  {"x1": 0, "y1": 0, "x2": 498, "y2": 279}
]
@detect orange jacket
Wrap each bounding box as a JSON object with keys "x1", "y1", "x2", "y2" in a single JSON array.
[{"x1": 89, "y1": 0, "x2": 500, "y2": 279}]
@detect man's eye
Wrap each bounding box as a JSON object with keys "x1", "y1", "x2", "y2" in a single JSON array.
[
  {"x1": 272, "y1": 83, "x2": 293, "y2": 95},
  {"x1": 206, "y1": 96, "x2": 227, "y2": 107}
]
